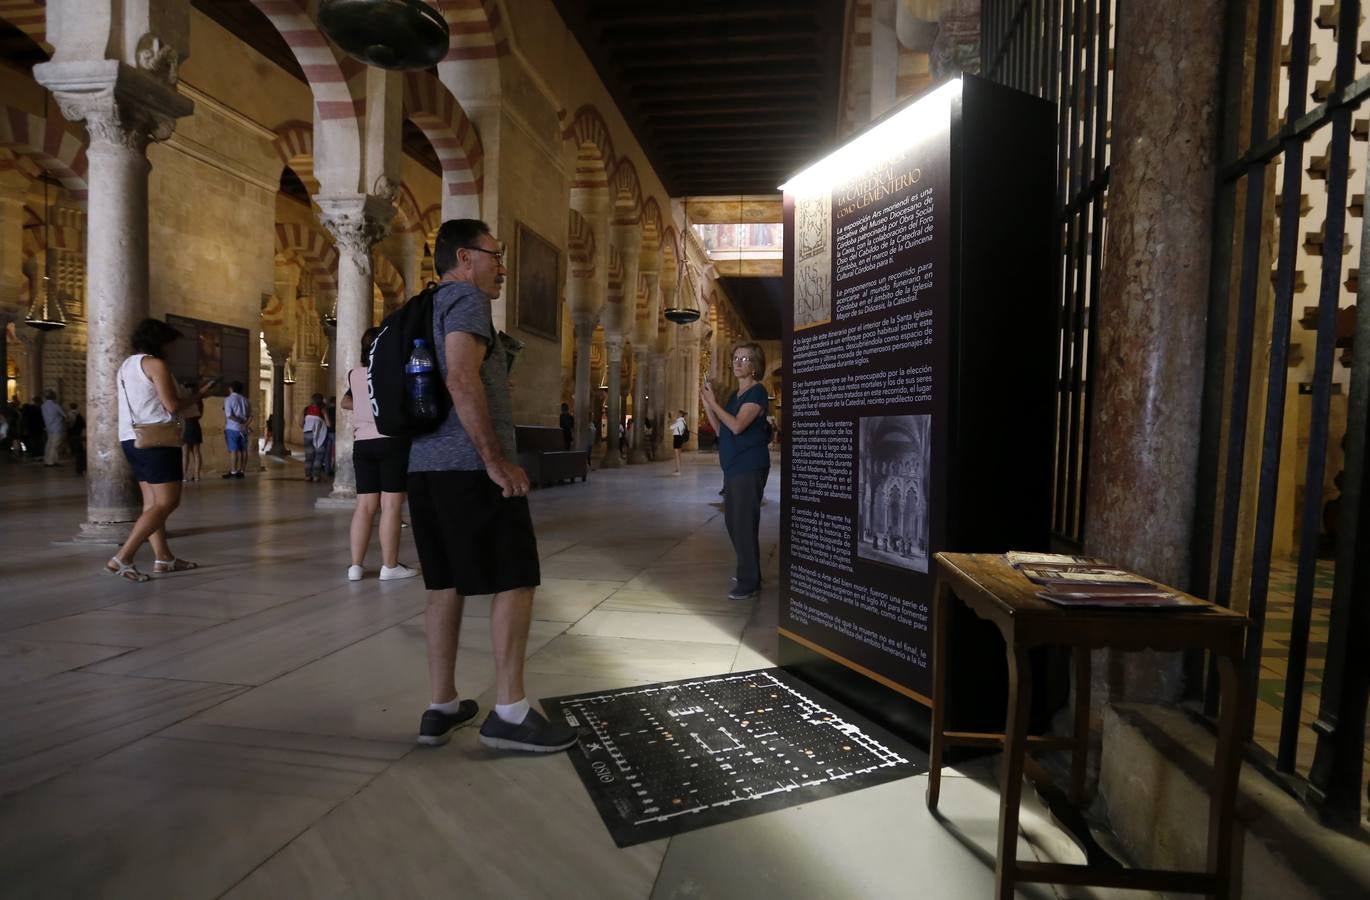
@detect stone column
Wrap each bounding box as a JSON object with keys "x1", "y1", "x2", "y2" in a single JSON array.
[
  {"x1": 572, "y1": 310, "x2": 596, "y2": 453},
  {"x1": 651, "y1": 351, "x2": 667, "y2": 458},
  {"x1": 628, "y1": 345, "x2": 650, "y2": 463},
  {"x1": 35, "y1": 62, "x2": 192, "y2": 541},
  {"x1": 602, "y1": 335, "x2": 625, "y2": 468},
  {"x1": 317, "y1": 194, "x2": 394, "y2": 500},
  {"x1": 1083, "y1": 0, "x2": 1225, "y2": 703},
  {"x1": 266, "y1": 345, "x2": 290, "y2": 457}
]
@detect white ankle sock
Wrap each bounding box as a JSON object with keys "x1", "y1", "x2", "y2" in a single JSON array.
[
  {"x1": 429, "y1": 697, "x2": 465, "y2": 715},
  {"x1": 495, "y1": 698, "x2": 530, "y2": 724}
]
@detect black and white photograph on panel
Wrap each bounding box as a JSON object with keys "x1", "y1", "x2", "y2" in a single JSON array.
[
  {"x1": 857, "y1": 415, "x2": 932, "y2": 574},
  {"x1": 541, "y1": 668, "x2": 920, "y2": 847}
]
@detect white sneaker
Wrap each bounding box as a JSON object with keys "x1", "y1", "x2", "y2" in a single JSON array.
[
  {"x1": 380, "y1": 563, "x2": 419, "y2": 581},
  {"x1": 347, "y1": 565, "x2": 364, "y2": 581}
]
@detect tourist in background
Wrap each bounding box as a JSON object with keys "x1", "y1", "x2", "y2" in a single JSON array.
[
  {"x1": 559, "y1": 402, "x2": 574, "y2": 451},
  {"x1": 108, "y1": 318, "x2": 214, "y2": 582},
  {"x1": 670, "y1": 408, "x2": 688, "y2": 474},
  {"x1": 180, "y1": 379, "x2": 204, "y2": 481},
  {"x1": 323, "y1": 396, "x2": 337, "y2": 477},
  {"x1": 302, "y1": 393, "x2": 327, "y2": 481},
  {"x1": 222, "y1": 380, "x2": 251, "y2": 479},
  {"x1": 701, "y1": 342, "x2": 770, "y2": 601},
  {"x1": 41, "y1": 390, "x2": 64, "y2": 466},
  {"x1": 342, "y1": 327, "x2": 418, "y2": 582},
  {"x1": 67, "y1": 402, "x2": 86, "y2": 476}
]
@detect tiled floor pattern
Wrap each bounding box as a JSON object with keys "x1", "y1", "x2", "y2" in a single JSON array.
[{"x1": 0, "y1": 454, "x2": 1149, "y2": 898}]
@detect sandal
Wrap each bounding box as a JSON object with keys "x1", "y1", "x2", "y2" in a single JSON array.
[
  {"x1": 154, "y1": 557, "x2": 199, "y2": 573},
  {"x1": 106, "y1": 557, "x2": 150, "y2": 583}
]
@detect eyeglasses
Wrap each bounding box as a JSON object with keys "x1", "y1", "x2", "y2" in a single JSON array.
[
  {"x1": 463, "y1": 245, "x2": 505, "y2": 264},
  {"x1": 733, "y1": 355, "x2": 753, "y2": 363}
]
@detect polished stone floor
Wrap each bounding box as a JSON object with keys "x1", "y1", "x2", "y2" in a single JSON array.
[{"x1": 0, "y1": 452, "x2": 1146, "y2": 899}]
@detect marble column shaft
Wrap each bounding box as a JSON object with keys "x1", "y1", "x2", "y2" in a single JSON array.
[
  {"x1": 318, "y1": 196, "x2": 393, "y2": 499},
  {"x1": 572, "y1": 313, "x2": 595, "y2": 453},
  {"x1": 1082, "y1": 0, "x2": 1226, "y2": 703},
  {"x1": 602, "y1": 336, "x2": 624, "y2": 468},
  {"x1": 267, "y1": 346, "x2": 289, "y2": 457},
  {"x1": 627, "y1": 346, "x2": 650, "y2": 463},
  {"x1": 35, "y1": 62, "x2": 191, "y2": 540}
]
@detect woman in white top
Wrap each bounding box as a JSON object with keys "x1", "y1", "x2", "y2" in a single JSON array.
[
  {"x1": 670, "y1": 409, "x2": 689, "y2": 474},
  {"x1": 108, "y1": 319, "x2": 214, "y2": 583},
  {"x1": 340, "y1": 327, "x2": 418, "y2": 582}
]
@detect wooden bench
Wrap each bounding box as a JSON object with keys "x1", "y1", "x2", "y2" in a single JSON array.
[{"x1": 515, "y1": 425, "x2": 587, "y2": 487}]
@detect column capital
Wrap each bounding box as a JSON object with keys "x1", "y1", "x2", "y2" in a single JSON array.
[
  {"x1": 572, "y1": 309, "x2": 599, "y2": 332},
  {"x1": 317, "y1": 192, "x2": 396, "y2": 270},
  {"x1": 604, "y1": 334, "x2": 625, "y2": 359},
  {"x1": 34, "y1": 60, "x2": 192, "y2": 151}
]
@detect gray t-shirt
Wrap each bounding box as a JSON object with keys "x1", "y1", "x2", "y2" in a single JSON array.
[{"x1": 408, "y1": 281, "x2": 516, "y2": 472}]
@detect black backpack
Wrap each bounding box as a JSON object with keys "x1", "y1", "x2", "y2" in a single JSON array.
[{"x1": 366, "y1": 283, "x2": 452, "y2": 438}]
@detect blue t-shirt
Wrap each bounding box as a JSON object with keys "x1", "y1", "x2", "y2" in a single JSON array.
[
  {"x1": 408, "y1": 281, "x2": 514, "y2": 472},
  {"x1": 718, "y1": 383, "x2": 770, "y2": 476}
]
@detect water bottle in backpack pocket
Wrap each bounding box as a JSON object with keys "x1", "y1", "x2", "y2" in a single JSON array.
[{"x1": 405, "y1": 338, "x2": 440, "y2": 421}]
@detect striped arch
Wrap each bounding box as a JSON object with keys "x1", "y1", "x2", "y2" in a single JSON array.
[
  {"x1": 562, "y1": 106, "x2": 617, "y2": 182},
  {"x1": 273, "y1": 120, "x2": 319, "y2": 194},
  {"x1": 0, "y1": 105, "x2": 88, "y2": 205},
  {"x1": 395, "y1": 182, "x2": 423, "y2": 234},
  {"x1": 567, "y1": 209, "x2": 595, "y2": 280},
  {"x1": 606, "y1": 245, "x2": 623, "y2": 299},
  {"x1": 609, "y1": 157, "x2": 641, "y2": 225},
  {"x1": 403, "y1": 70, "x2": 483, "y2": 202},
  {"x1": 635, "y1": 272, "x2": 651, "y2": 321},
  {"x1": 0, "y1": 1, "x2": 51, "y2": 53},
  {"x1": 248, "y1": 2, "x2": 359, "y2": 124},
  {"x1": 440, "y1": 0, "x2": 510, "y2": 61},
  {"x1": 640, "y1": 196, "x2": 663, "y2": 252},
  {"x1": 274, "y1": 223, "x2": 338, "y2": 294},
  {"x1": 419, "y1": 203, "x2": 441, "y2": 243},
  {"x1": 373, "y1": 253, "x2": 404, "y2": 309}
]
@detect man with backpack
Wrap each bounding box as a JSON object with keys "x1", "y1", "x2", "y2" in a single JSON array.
[{"x1": 404, "y1": 218, "x2": 577, "y2": 753}]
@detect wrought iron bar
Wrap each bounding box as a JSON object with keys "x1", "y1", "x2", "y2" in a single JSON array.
[
  {"x1": 1239, "y1": 0, "x2": 1313, "y2": 771},
  {"x1": 1207, "y1": 0, "x2": 1279, "y2": 730},
  {"x1": 1285, "y1": 0, "x2": 1364, "y2": 816}
]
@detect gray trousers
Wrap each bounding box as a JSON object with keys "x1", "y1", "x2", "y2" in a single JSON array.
[{"x1": 724, "y1": 468, "x2": 768, "y2": 592}]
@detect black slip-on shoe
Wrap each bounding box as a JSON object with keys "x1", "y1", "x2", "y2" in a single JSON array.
[
  {"x1": 416, "y1": 700, "x2": 480, "y2": 746},
  {"x1": 477, "y1": 708, "x2": 577, "y2": 753}
]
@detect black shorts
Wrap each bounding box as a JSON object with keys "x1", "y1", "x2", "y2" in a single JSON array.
[
  {"x1": 354, "y1": 437, "x2": 410, "y2": 494},
  {"x1": 673, "y1": 434, "x2": 687, "y2": 449},
  {"x1": 408, "y1": 469, "x2": 541, "y2": 594},
  {"x1": 182, "y1": 418, "x2": 203, "y2": 445},
  {"x1": 121, "y1": 440, "x2": 183, "y2": 484}
]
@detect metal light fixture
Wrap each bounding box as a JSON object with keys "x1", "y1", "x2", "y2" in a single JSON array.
[
  {"x1": 664, "y1": 198, "x2": 701, "y2": 325},
  {"x1": 282, "y1": 360, "x2": 297, "y2": 385},
  {"x1": 319, "y1": 0, "x2": 450, "y2": 70},
  {"x1": 25, "y1": 173, "x2": 66, "y2": 331}
]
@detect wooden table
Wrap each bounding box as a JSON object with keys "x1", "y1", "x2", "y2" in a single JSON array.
[{"x1": 925, "y1": 552, "x2": 1248, "y2": 900}]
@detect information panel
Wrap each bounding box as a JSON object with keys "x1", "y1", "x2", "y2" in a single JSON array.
[{"x1": 780, "y1": 82, "x2": 957, "y2": 703}]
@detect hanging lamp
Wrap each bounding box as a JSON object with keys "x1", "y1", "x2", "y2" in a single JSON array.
[
  {"x1": 663, "y1": 198, "x2": 701, "y2": 325},
  {"x1": 24, "y1": 173, "x2": 66, "y2": 331},
  {"x1": 319, "y1": 0, "x2": 450, "y2": 70},
  {"x1": 282, "y1": 360, "x2": 297, "y2": 385}
]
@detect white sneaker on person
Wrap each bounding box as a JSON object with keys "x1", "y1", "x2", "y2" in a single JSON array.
[
  {"x1": 379, "y1": 563, "x2": 419, "y2": 581},
  {"x1": 347, "y1": 565, "x2": 364, "y2": 581}
]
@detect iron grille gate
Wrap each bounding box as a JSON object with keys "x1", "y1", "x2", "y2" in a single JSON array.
[
  {"x1": 981, "y1": 0, "x2": 1115, "y2": 550},
  {"x1": 984, "y1": 0, "x2": 1370, "y2": 822},
  {"x1": 1196, "y1": 0, "x2": 1370, "y2": 823}
]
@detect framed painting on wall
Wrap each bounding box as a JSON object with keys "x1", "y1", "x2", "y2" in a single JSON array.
[{"x1": 515, "y1": 221, "x2": 561, "y2": 341}]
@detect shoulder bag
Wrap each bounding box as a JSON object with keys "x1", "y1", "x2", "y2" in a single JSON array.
[{"x1": 120, "y1": 364, "x2": 182, "y2": 449}]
